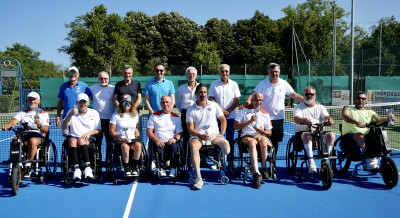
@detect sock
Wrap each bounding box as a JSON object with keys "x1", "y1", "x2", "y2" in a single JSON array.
[
  {"x1": 304, "y1": 144, "x2": 313, "y2": 158},
  {"x1": 25, "y1": 162, "x2": 31, "y2": 168},
  {"x1": 81, "y1": 145, "x2": 90, "y2": 164},
  {"x1": 328, "y1": 145, "x2": 333, "y2": 154}
]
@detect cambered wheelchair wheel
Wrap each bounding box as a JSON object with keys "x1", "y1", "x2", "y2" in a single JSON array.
[
  {"x1": 380, "y1": 157, "x2": 399, "y2": 188},
  {"x1": 11, "y1": 165, "x2": 21, "y2": 196},
  {"x1": 333, "y1": 136, "x2": 351, "y2": 175},
  {"x1": 105, "y1": 144, "x2": 114, "y2": 181},
  {"x1": 45, "y1": 141, "x2": 57, "y2": 178},
  {"x1": 286, "y1": 136, "x2": 297, "y2": 174},
  {"x1": 320, "y1": 161, "x2": 333, "y2": 190},
  {"x1": 230, "y1": 138, "x2": 243, "y2": 178},
  {"x1": 140, "y1": 144, "x2": 149, "y2": 182}
]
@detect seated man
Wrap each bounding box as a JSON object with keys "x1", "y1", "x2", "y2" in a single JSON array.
[
  {"x1": 234, "y1": 92, "x2": 273, "y2": 189},
  {"x1": 294, "y1": 86, "x2": 335, "y2": 173},
  {"x1": 62, "y1": 93, "x2": 101, "y2": 181},
  {"x1": 186, "y1": 83, "x2": 230, "y2": 190},
  {"x1": 342, "y1": 91, "x2": 395, "y2": 170},
  {"x1": 2, "y1": 92, "x2": 49, "y2": 178},
  {"x1": 147, "y1": 95, "x2": 183, "y2": 178}
]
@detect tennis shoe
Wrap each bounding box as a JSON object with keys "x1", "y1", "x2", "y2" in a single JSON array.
[
  {"x1": 193, "y1": 177, "x2": 203, "y2": 190},
  {"x1": 169, "y1": 168, "x2": 177, "y2": 178},
  {"x1": 73, "y1": 168, "x2": 82, "y2": 181},
  {"x1": 308, "y1": 159, "x2": 317, "y2": 174},
  {"x1": 84, "y1": 167, "x2": 94, "y2": 179}
]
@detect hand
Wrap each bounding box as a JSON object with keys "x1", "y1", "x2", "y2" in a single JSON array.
[
  {"x1": 71, "y1": 105, "x2": 79, "y2": 115},
  {"x1": 80, "y1": 132, "x2": 91, "y2": 141},
  {"x1": 326, "y1": 118, "x2": 335, "y2": 126},
  {"x1": 250, "y1": 115, "x2": 258, "y2": 122},
  {"x1": 56, "y1": 118, "x2": 61, "y2": 127},
  {"x1": 167, "y1": 138, "x2": 176, "y2": 144},
  {"x1": 253, "y1": 127, "x2": 264, "y2": 134},
  {"x1": 223, "y1": 110, "x2": 230, "y2": 117},
  {"x1": 155, "y1": 139, "x2": 165, "y2": 147},
  {"x1": 390, "y1": 114, "x2": 396, "y2": 122},
  {"x1": 356, "y1": 122, "x2": 366, "y2": 128},
  {"x1": 34, "y1": 117, "x2": 41, "y2": 128},
  {"x1": 302, "y1": 118, "x2": 312, "y2": 125},
  {"x1": 2, "y1": 124, "x2": 11, "y2": 130},
  {"x1": 199, "y1": 134, "x2": 210, "y2": 141}
]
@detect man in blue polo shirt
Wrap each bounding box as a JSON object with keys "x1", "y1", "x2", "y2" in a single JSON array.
[
  {"x1": 56, "y1": 66, "x2": 92, "y2": 127},
  {"x1": 144, "y1": 63, "x2": 175, "y2": 115}
]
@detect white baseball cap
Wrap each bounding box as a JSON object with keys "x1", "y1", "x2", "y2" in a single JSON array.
[
  {"x1": 68, "y1": 66, "x2": 79, "y2": 74},
  {"x1": 76, "y1": 93, "x2": 89, "y2": 102},
  {"x1": 27, "y1": 91, "x2": 40, "y2": 99}
]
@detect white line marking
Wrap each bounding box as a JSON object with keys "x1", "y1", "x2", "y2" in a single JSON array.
[
  {"x1": 0, "y1": 137, "x2": 13, "y2": 143},
  {"x1": 284, "y1": 132, "x2": 294, "y2": 136},
  {"x1": 123, "y1": 181, "x2": 138, "y2": 218}
]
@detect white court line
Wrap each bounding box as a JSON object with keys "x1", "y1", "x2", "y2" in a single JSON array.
[
  {"x1": 0, "y1": 137, "x2": 13, "y2": 143},
  {"x1": 284, "y1": 132, "x2": 294, "y2": 136},
  {"x1": 123, "y1": 181, "x2": 138, "y2": 218}
]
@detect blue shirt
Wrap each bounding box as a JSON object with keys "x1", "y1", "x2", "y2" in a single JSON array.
[
  {"x1": 144, "y1": 77, "x2": 175, "y2": 113},
  {"x1": 58, "y1": 81, "x2": 92, "y2": 118}
]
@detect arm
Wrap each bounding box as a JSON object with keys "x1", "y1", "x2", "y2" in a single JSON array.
[
  {"x1": 290, "y1": 92, "x2": 304, "y2": 103},
  {"x1": 218, "y1": 115, "x2": 227, "y2": 134},
  {"x1": 342, "y1": 106, "x2": 365, "y2": 128},
  {"x1": 133, "y1": 93, "x2": 142, "y2": 110},
  {"x1": 187, "y1": 122, "x2": 208, "y2": 141},
  {"x1": 209, "y1": 97, "x2": 216, "y2": 102},
  {"x1": 323, "y1": 116, "x2": 335, "y2": 126},
  {"x1": 170, "y1": 93, "x2": 175, "y2": 109},
  {"x1": 113, "y1": 94, "x2": 120, "y2": 107},
  {"x1": 146, "y1": 128, "x2": 164, "y2": 147},
  {"x1": 61, "y1": 107, "x2": 77, "y2": 130},
  {"x1": 56, "y1": 98, "x2": 63, "y2": 127},
  {"x1": 2, "y1": 118, "x2": 19, "y2": 130},
  {"x1": 144, "y1": 94, "x2": 154, "y2": 114},
  {"x1": 244, "y1": 95, "x2": 252, "y2": 107}
]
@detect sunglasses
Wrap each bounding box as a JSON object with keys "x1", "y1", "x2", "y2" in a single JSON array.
[
  {"x1": 304, "y1": 93, "x2": 315, "y2": 97},
  {"x1": 99, "y1": 77, "x2": 108, "y2": 80},
  {"x1": 68, "y1": 72, "x2": 78, "y2": 76},
  {"x1": 122, "y1": 101, "x2": 131, "y2": 107},
  {"x1": 220, "y1": 70, "x2": 229, "y2": 73},
  {"x1": 155, "y1": 69, "x2": 164, "y2": 73},
  {"x1": 356, "y1": 97, "x2": 367, "y2": 100}
]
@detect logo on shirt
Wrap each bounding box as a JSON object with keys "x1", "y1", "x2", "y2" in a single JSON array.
[{"x1": 208, "y1": 108, "x2": 211, "y2": 111}]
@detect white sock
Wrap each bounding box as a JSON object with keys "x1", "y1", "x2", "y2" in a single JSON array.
[
  {"x1": 25, "y1": 162, "x2": 31, "y2": 167},
  {"x1": 328, "y1": 145, "x2": 333, "y2": 155},
  {"x1": 304, "y1": 144, "x2": 313, "y2": 158}
]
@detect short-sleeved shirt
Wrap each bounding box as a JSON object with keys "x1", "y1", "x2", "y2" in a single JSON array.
[
  {"x1": 58, "y1": 81, "x2": 92, "y2": 118},
  {"x1": 293, "y1": 103, "x2": 330, "y2": 132},
  {"x1": 114, "y1": 80, "x2": 142, "y2": 105},
  {"x1": 186, "y1": 100, "x2": 224, "y2": 135},
  {"x1": 254, "y1": 77, "x2": 294, "y2": 120},
  {"x1": 209, "y1": 78, "x2": 241, "y2": 119},
  {"x1": 14, "y1": 109, "x2": 50, "y2": 137},
  {"x1": 145, "y1": 78, "x2": 175, "y2": 112},
  {"x1": 109, "y1": 112, "x2": 139, "y2": 139},
  {"x1": 147, "y1": 111, "x2": 183, "y2": 143},
  {"x1": 343, "y1": 106, "x2": 377, "y2": 135},
  {"x1": 177, "y1": 82, "x2": 198, "y2": 112},
  {"x1": 66, "y1": 108, "x2": 101, "y2": 139},
  {"x1": 89, "y1": 84, "x2": 115, "y2": 119},
  {"x1": 235, "y1": 106, "x2": 272, "y2": 136}
]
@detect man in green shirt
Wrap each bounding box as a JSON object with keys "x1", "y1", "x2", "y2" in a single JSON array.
[{"x1": 341, "y1": 91, "x2": 395, "y2": 170}]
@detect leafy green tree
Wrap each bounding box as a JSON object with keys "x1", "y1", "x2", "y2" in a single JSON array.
[
  {"x1": 192, "y1": 41, "x2": 222, "y2": 74},
  {"x1": 60, "y1": 4, "x2": 138, "y2": 77}
]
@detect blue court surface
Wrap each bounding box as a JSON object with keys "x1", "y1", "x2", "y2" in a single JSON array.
[{"x1": 1, "y1": 157, "x2": 400, "y2": 218}]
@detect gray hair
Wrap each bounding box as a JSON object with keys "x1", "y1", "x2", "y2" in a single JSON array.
[
  {"x1": 219, "y1": 64, "x2": 230, "y2": 72},
  {"x1": 303, "y1": 86, "x2": 315, "y2": 93},
  {"x1": 161, "y1": 95, "x2": 172, "y2": 102},
  {"x1": 251, "y1": 92, "x2": 263, "y2": 100},
  {"x1": 268, "y1": 63, "x2": 280, "y2": 70},
  {"x1": 185, "y1": 66, "x2": 197, "y2": 75},
  {"x1": 98, "y1": 71, "x2": 109, "y2": 78},
  {"x1": 122, "y1": 65, "x2": 132, "y2": 71}
]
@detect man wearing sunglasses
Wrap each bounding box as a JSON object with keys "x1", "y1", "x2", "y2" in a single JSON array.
[
  {"x1": 56, "y1": 66, "x2": 92, "y2": 127},
  {"x1": 342, "y1": 91, "x2": 396, "y2": 170},
  {"x1": 293, "y1": 86, "x2": 335, "y2": 173},
  {"x1": 145, "y1": 63, "x2": 175, "y2": 115}
]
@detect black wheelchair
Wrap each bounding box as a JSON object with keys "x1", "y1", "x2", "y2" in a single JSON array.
[
  {"x1": 230, "y1": 135, "x2": 277, "y2": 185},
  {"x1": 185, "y1": 139, "x2": 229, "y2": 186},
  {"x1": 286, "y1": 123, "x2": 335, "y2": 190},
  {"x1": 6, "y1": 123, "x2": 57, "y2": 195},
  {"x1": 147, "y1": 139, "x2": 185, "y2": 181},
  {"x1": 61, "y1": 135, "x2": 102, "y2": 184},
  {"x1": 105, "y1": 140, "x2": 149, "y2": 184},
  {"x1": 333, "y1": 122, "x2": 398, "y2": 188}
]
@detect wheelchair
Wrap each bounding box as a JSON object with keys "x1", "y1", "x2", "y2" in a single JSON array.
[
  {"x1": 185, "y1": 138, "x2": 229, "y2": 186},
  {"x1": 147, "y1": 139, "x2": 185, "y2": 181},
  {"x1": 61, "y1": 135, "x2": 102, "y2": 184},
  {"x1": 6, "y1": 123, "x2": 57, "y2": 195},
  {"x1": 230, "y1": 134, "x2": 277, "y2": 185},
  {"x1": 333, "y1": 122, "x2": 398, "y2": 188},
  {"x1": 105, "y1": 140, "x2": 149, "y2": 184},
  {"x1": 286, "y1": 123, "x2": 335, "y2": 190}
]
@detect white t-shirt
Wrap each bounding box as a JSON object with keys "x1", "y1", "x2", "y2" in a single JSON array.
[
  {"x1": 208, "y1": 78, "x2": 241, "y2": 119},
  {"x1": 89, "y1": 84, "x2": 115, "y2": 119},
  {"x1": 109, "y1": 112, "x2": 139, "y2": 139},
  {"x1": 177, "y1": 82, "x2": 198, "y2": 112},
  {"x1": 66, "y1": 108, "x2": 101, "y2": 138},
  {"x1": 147, "y1": 111, "x2": 183, "y2": 143},
  {"x1": 254, "y1": 77, "x2": 294, "y2": 120},
  {"x1": 14, "y1": 109, "x2": 49, "y2": 136},
  {"x1": 293, "y1": 103, "x2": 330, "y2": 132},
  {"x1": 235, "y1": 106, "x2": 272, "y2": 136},
  {"x1": 186, "y1": 100, "x2": 224, "y2": 135}
]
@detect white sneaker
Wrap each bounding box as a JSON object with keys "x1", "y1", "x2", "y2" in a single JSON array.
[
  {"x1": 84, "y1": 167, "x2": 94, "y2": 179},
  {"x1": 169, "y1": 168, "x2": 177, "y2": 178},
  {"x1": 308, "y1": 159, "x2": 317, "y2": 174},
  {"x1": 210, "y1": 163, "x2": 218, "y2": 170},
  {"x1": 365, "y1": 158, "x2": 379, "y2": 170},
  {"x1": 165, "y1": 160, "x2": 171, "y2": 168},
  {"x1": 132, "y1": 167, "x2": 139, "y2": 177},
  {"x1": 151, "y1": 161, "x2": 156, "y2": 170},
  {"x1": 159, "y1": 168, "x2": 167, "y2": 177},
  {"x1": 73, "y1": 168, "x2": 82, "y2": 181},
  {"x1": 193, "y1": 177, "x2": 203, "y2": 190}
]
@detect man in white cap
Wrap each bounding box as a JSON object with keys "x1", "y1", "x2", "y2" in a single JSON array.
[
  {"x1": 56, "y1": 66, "x2": 92, "y2": 127},
  {"x1": 2, "y1": 91, "x2": 50, "y2": 178},
  {"x1": 62, "y1": 93, "x2": 101, "y2": 181}
]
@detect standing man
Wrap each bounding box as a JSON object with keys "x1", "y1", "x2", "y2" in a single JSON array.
[
  {"x1": 90, "y1": 71, "x2": 115, "y2": 153},
  {"x1": 56, "y1": 66, "x2": 92, "y2": 127},
  {"x1": 177, "y1": 66, "x2": 199, "y2": 150},
  {"x1": 113, "y1": 65, "x2": 142, "y2": 111},
  {"x1": 145, "y1": 63, "x2": 175, "y2": 115},
  {"x1": 245, "y1": 63, "x2": 303, "y2": 156},
  {"x1": 186, "y1": 84, "x2": 231, "y2": 190},
  {"x1": 209, "y1": 64, "x2": 241, "y2": 159}
]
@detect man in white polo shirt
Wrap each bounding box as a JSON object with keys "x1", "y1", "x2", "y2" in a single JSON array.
[
  {"x1": 147, "y1": 95, "x2": 183, "y2": 178},
  {"x1": 209, "y1": 64, "x2": 241, "y2": 164},
  {"x1": 186, "y1": 83, "x2": 230, "y2": 190},
  {"x1": 62, "y1": 93, "x2": 101, "y2": 181}
]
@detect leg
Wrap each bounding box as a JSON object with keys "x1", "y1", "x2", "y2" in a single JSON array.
[
  {"x1": 301, "y1": 132, "x2": 316, "y2": 173},
  {"x1": 78, "y1": 137, "x2": 94, "y2": 179},
  {"x1": 166, "y1": 142, "x2": 178, "y2": 168},
  {"x1": 353, "y1": 133, "x2": 366, "y2": 152},
  {"x1": 27, "y1": 137, "x2": 41, "y2": 161},
  {"x1": 259, "y1": 138, "x2": 270, "y2": 170},
  {"x1": 156, "y1": 145, "x2": 166, "y2": 169},
  {"x1": 325, "y1": 132, "x2": 335, "y2": 154},
  {"x1": 226, "y1": 119, "x2": 236, "y2": 159},
  {"x1": 121, "y1": 143, "x2": 130, "y2": 165},
  {"x1": 244, "y1": 137, "x2": 259, "y2": 174},
  {"x1": 271, "y1": 119, "x2": 284, "y2": 157},
  {"x1": 190, "y1": 139, "x2": 202, "y2": 179},
  {"x1": 212, "y1": 137, "x2": 231, "y2": 155}
]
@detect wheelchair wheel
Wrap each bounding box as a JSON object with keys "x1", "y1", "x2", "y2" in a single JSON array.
[
  {"x1": 380, "y1": 157, "x2": 399, "y2": 188},
  {"x1": 105, "y1": 144, "x2": 113, "y2": 181},
  {"x1": 11, "y1": 166, "x2": 21, "y2": 196},
  {"x1": 320, "y1": 161, "x2": 333, "y2": 190},
  {"x1": 230, "y1": 139, "x2": 243, "y2": 178},
  {"x1": 286, "y1": 136, "x2": 297, "y2": 174},
  {"x1": 140, "y1": 144, "x2": 149, "y2": 182},
  {"x1": 45, "y1": 141, "x2": 57, "y2": 178},
  {"x1": 333, "y1": 136, "x2": 351, "y2": 175}
]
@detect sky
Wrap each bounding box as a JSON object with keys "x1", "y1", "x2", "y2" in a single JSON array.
[{"x1": 0, "y1": 0, "x2": 399, "y2": 69}]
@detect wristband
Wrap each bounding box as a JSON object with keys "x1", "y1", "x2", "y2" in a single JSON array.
[
  {"x1": 56, "y1": 117, "x2": 60, "y2": 119},
  {"x1": 173, "y1": 136, "x2": 178, "y2": 141},
  {"x1": 220, "y1": 132, "x2": 226, "y2": 136}
]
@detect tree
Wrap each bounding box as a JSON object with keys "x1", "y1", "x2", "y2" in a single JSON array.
[
  {"x1": 192, "y1": 41, "x2": 222, "y2": 74},
  {"x1": 60, "y1": 4, "x2": 138, "y2": 77}
]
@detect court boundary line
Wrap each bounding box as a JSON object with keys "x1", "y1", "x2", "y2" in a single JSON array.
[
  {"x1": 123, "y1": 181, "x2": 138, "y2": 218},
  {"x1": 0, "y1": 137, "x2": 13, "y2": 143}
]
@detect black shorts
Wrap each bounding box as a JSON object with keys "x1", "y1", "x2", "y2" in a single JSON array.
[
  {"x1": 271, "y1": 119, "x2": 284, "y2": 143},
  {"x1": 114, "y1": 138, "x2": 142, "y2": 148},
  {"x1": 22, "y1": 132, "x2": 45, "y2": 144}
]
